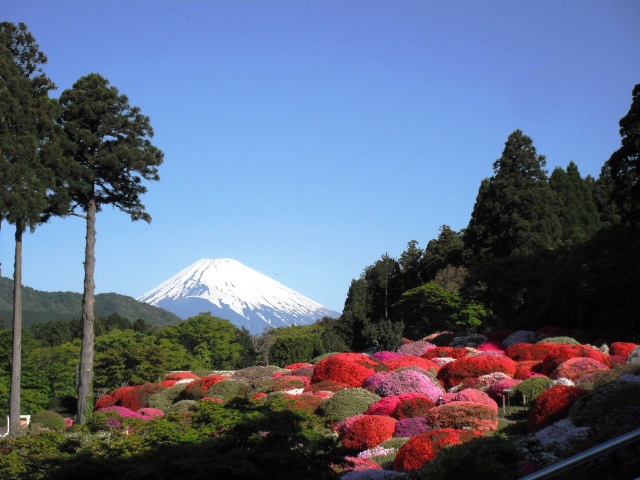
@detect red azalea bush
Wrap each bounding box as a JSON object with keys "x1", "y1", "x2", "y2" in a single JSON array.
[
  {"x1": 540, "y1": 345, "x2": 611, "y2": 375},
  {"x1": 527, "y1": 385, "x2": 587, "y2": 432},
  {"x1": 515, "y1": 360, "x2": 545, "y2": 379},
  {"x1": 344, "y1": 456, "x2": 383, "y2": 472},
  {"x1": 384, "y1": 355, "x2": 440, "y2": 373},
  {"x1": 311, "y1": 353, "x2": 384, "y2": 387},
  {"x1": 365, "y1": 395, "x2": 406, "y2": 416},
  {"x1": 164, "y1": 371, "x2": 200, "y2": 381},
  {"x1": 549, "y1": 357, "x2": 610, "y2": 383},
  {"x1": 393, "y1": 428, "x2": 482, "y2": 471},
  {"x1": 335, "y1": 414, "x2": 397, "y2": 450},
  {"x1": 437, "y1": 355, "x2": 518, "y2": 389},
  {"x1": 394, "y1": 395, "x2": 436, "y2": 419},
  {"x1": 161, "y1": 380, "x2": 178, "y2": 388},
  {"x1": 505, "y1": 343, "x2": 559, "y2": 361},
  {"x1": 184, "y1": 375, "x2": 229, "y2": 399},
  {"x1": 610, "y1": 342, "x2": 638, "y2": 359},
  {"x1": 425, "y1": 401, "x2": 499, "y2": 433},
  {"x1": 476, "y1": 341, "x2": 505, "y2": 353},
  {"x1": 284, "y1": 362, "x2": 314, "y2": 370},
  {"x1": 422, "y1": 347, "x2": 470, "y2": 360},
  {"x1": 95, "y1": 383, "x2": 167, "y2": 411}
]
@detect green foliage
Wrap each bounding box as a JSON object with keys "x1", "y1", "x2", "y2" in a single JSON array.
[
  {"x1": 31, "y1": 410, "x2": 66, "y2": 431},
  {"x1": 606, "y1": 84, "x2": 640, "y2": 226},
  {"x1": 268, "y1": 325, "x2": 325, "y2": 366},
  {"x1": 512, "y1": 376, "x2": 553, "y2": 404},
  {"x1": 395, "y1": 282, "x2": 486, "y2": 338},
  {"x1": 570, "y1": 380, "x2": 640, "y2": 428},
  {"x1": 147, "y1": 382, "x2": 187, "y2": 411},
  {"x1": 317, "y1": 388, "x2": 380, "y2": 421},
  {"x1": 158, "y1": 313, "x2": 246, "y2": 369},
  {"x1": 206, "y1": 379, "x2": 249, "y2": 402},
  {"x1": 537, "y1": 336, "x2": 580, "y2": 345},
  {"x1": 411, "y1": 435, "x2": 521, "y2": 480}
]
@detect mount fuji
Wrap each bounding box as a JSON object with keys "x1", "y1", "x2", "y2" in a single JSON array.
[{"x1": 137, "y1": 258, "x2": 340, "y2": 334}]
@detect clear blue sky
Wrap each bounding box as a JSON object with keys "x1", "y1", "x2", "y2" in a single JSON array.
[{"x1": 1, "y1": 1, "x2": 639, "y2": 313}]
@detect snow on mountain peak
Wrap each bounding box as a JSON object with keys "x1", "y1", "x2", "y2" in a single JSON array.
[{"x1": 137, "y1": 258, "x2": 339, "y2": 334}]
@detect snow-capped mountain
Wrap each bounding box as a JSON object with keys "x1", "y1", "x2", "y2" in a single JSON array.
[{"x1": 137, "y1": 258, "x2": 340, "y2": 334}]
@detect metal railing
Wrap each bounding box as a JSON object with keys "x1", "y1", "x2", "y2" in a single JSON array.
[{"x1": 519, "y1": 427, "x2": 640, "y2": 480}]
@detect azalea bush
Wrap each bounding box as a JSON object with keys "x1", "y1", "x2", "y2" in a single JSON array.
[
  {"x1": 393, "y1": 395, "x2": 435, "y2": 420},
  {"x1": 392, "y1": 428, "x2": 482, "y2": 472},
  {"x1": 424, "y1": 401, "x2": 499, "y2": 433},
  {"x1": 311, "y1": 353, "x2": 384, "y2": 388},
  {"x1": 527, "y1": 385, "x2": 587, "y2": 432},
  {"x1": 336, "y1": 414, "x2": 397, "y2": 450},
  {"x1": 437, "y1": 355, "x2": 518, "y2": 389},
  {"x1": 365, "y1": 369, "x2": 444, "y2": 401}
]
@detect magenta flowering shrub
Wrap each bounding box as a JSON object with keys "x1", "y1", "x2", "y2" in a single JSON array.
[
  {"x1": 372, "y1": 351, "x2": 404, "y2": 362},
  {"x1": 365, "y1": 396, "x2": 406, "y2": 416},
  {"x1": 487, "y1": 378, "x2": 522, "y2": 400},
  {"x1": 365, "y1": 369, "x2": 444, "y2": 401},
  {"x1": 343, "y1": 457, "x2": 383, "y2": 472},
  {"x1": 476, "y1": 341, "x2": 505, "y2": 353},
  {"x1": 97, "y1": 405, "x2": 158, "y2": 422},
  {"x1": 138, "y1": 407, "x2": 164, "y2": 418},
  {"x1": 394, "y1": 417, "x2": 431, "y2": 437}
]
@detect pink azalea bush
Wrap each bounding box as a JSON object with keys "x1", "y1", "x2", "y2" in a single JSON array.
[
  {"x1": 397, "y1": 340, "x2": 436, "y2": 357},
  {"x1": 365, "y1": 369, "x2": 444, "y2": 401},
  {"x1": 549, "y1": 357, "x2": 610, "y2": 383},
  {"x1": 394, "y1": 417, "x2": 431, "y2": 438}
]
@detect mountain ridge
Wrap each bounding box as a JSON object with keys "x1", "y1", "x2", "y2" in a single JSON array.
[
  {"x1": 138, "y1": 258, "x2": 340, "y2": 334},
  {"x1": 0, "y1": 276, "x2": 181, "y2": 328}
]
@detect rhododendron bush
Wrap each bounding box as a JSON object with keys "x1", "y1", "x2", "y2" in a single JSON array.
[
  {"x1": 311, "y1": 353, "x2": 383, "y2": 387},
  {"x1": 437, "y1": 355, "x2": 518, "y2": 389},
  {"x1": 336, "y1": 415, "x2": 397, "y2": 450},
  {"x1": 365, "y1": 369, "x2": 444, "y2": 401},
  {"x1": 393, "y1": 428, "x2": 483, "y2": 471},
  {"x1": 424, "y1": 401, "x2": 499, "y2": 433},
  {"x1": 527, "y1": 385, "x2": 587, "y2": 432}
]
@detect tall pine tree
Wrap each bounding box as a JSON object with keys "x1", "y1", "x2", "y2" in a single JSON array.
[
  {"x1": 465, "y1": 130, "x2": 560, "y2": 259},
  {"x1": 57, "y1": 73, "x2": 164, "y2": 423}
]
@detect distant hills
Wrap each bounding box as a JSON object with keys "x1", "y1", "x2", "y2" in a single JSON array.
[
  {"x1": 138, "y1": 258, "x2": 340, "y2": 334},
  {"x1": 0, "y1": 276, "x2": 181, "y2": 329}
]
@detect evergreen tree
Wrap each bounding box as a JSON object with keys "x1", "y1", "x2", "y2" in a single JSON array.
[
  {"x1": 606, "y1": 84, "x2": 640, "y2": 227},
  {"x1": 398, "y1": 240, "x2": 424, "y2": 291},
  {"x1": 549, "y1": 161, "x2": 601, "y2": 244},
  {"x1": 465, "y1": 130, "x2": 560, "y2": 259},
  {"x1": 0, "y1": 22, "x2": 65, "y2": 435},
  {"x1": 421, "y1": 225, "x2": 465, "y2": 281},
  {"x1": 57, "y1": 73, "x2": 164, "y2": 423}
]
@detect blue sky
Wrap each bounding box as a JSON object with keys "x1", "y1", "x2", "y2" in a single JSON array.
[{"x1": 1, "y1": 1, "x2": 639, "y2": 313}]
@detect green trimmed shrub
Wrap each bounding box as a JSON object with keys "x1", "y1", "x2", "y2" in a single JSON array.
[
  {"x1": 512, "y1": 376, "x2": 553, "y2": 404},
  {"x1": 536, "y1": 336, "x2": 580, "y2": 345},
  {"x1": 231, "y1": 366, "x2": 281, "y2": 383},
  {"x1": 31, "y1": 410, "x2": 67, "y2": 431},
  {"x1": 207, "y1": 379, "x2": 249, "y2": 402},
  {"x1": 167, "y1": 400, "x2": 199, "y2": 414},
  {"x1": 570, "y1": 380, "x2": 640, "y2": 428},
  {"x1": 317, "y1": 388, "x2": 381, "y2": 421},
  {"x1": 148, "y1": 382, "x2": 187, "y2": 411}
]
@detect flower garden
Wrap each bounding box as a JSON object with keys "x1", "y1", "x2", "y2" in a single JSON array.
[{"x1": 1, "y1": 328, "x2": 640, "y2": 479}]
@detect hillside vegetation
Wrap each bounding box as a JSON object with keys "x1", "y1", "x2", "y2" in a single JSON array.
[{"x1": 0, "y1": 277, "x2": 181, "y2": 328}]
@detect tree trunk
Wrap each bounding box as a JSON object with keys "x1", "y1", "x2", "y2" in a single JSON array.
[
  {"x1": 77, "y1": 198, "x2": 96, "y2": 424},
  {"x1": 9, "y1": 222, "x2": 24, "y2": 436},
  {"x1": 0, "y1": 216, "x2": 3, "y2": 277}
]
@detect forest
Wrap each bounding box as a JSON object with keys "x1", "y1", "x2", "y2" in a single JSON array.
[{"x1": 1, "y1": 20, "x2": 640, "y2": 480}]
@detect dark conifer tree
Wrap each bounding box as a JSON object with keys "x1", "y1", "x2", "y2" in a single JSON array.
[
  {"x1": 549, "y1": 161, "x2": 601, "y2": 245},
  {"x1": 0, "y1": 22, "x2": 66, "y2": 435},
  {"x1": 465, "y1": 130, "x2": 560, "y2": 259},
  {"x1": 606, "y1": 84, "x2": 640, "y2": 227},
  {"x1": 57, "y1": 73, "x2": 164, "y2": 423}
]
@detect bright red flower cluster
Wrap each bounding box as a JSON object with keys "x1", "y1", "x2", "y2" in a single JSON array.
[
  {"x1": 383, "y1": 355, "x2": 440, "y2": 372},
  {"x1": 422, "y1": 346, "x2": 470, "y2": 360},
  {"x1": 94, "y1": 383, "x2": 167, "y2": 411},
  {"x1": 284, "y1": 362, "x2": 314, "y2": 370},
  {"x1": 527, "y1": 385, "x2": 587, "y2": 432},
  {"x1": 610, "y1": 342, "x2": 637, "y2": 358},
  {"x1": 164, "y1": 371, "x2": 200, "y2": 381},
  {"x1": 311, "y1": 353, "x2": 383, "y2": 387},
  {"x1": 540, "y1": 345, "x2": 611, "y2": 375},
  {"x1": 549, "y1": 357, "x2": 609, "y2": 382},
  {"x1": 394, "y1": 395, "x2": 436, "y2": 419},
  {"x1": 393, "y1": 428, "x2": 482, "y2": 471},
  {"x1": 185, "y1": 375, "x2": 229, "y2": 398},
  {"x1": 335, "y1": 414, "x2": 397, "y2": 450},
  {"x1": 437, "y1": 355, "x2": 518, "y2": 389}
]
